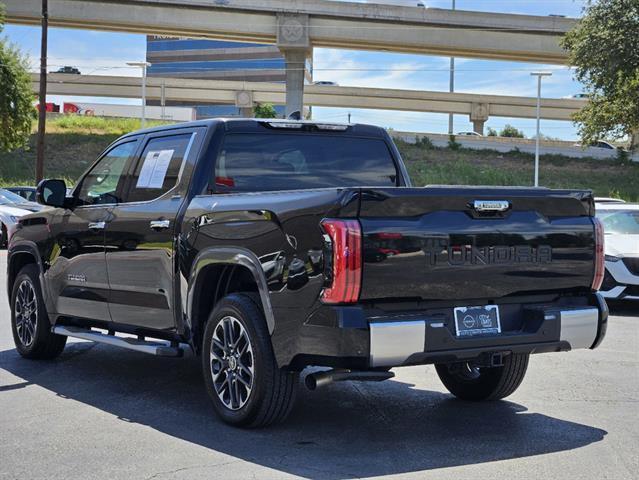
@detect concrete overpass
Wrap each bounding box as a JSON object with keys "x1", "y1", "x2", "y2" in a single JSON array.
[
  {"x1": 8, "y1": 0, "x2": 575, "y2": 115},
  {"x1": 33, "y1": 73, "x2": 585, "y2": 133}
]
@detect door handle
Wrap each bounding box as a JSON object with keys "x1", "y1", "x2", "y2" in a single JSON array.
[
  {"x1": 150, "y1": 219, "x2": 170, "y2": 231},
  {"x1": 88, "y1": 221, "x2": 106, "y2": 231}
]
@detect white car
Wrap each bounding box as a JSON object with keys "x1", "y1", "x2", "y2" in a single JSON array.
[
  {"x1": 0, "y1": 189, "x2": 44, "y2": 247},
  {"x1": 595, "y1": 197, "x2": 626, "y2": 204},
  {"x1": 596, "y1": 203, "x2": 639, "y2": 301}
]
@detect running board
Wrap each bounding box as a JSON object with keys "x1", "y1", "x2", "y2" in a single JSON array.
[{"x1": 52, "y1": 326, "x2": 183, "y2": 357}]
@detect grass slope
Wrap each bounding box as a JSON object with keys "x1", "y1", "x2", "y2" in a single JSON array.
[
  {"x1": 400, "y1": 139, "x2": 639, "y2": 201},
  {"x1": 0, "y1": 116, "x2": 168, "y2": 186},
  {"x1": 1, "y1": 116, "x2": 637, "y2": 201}
]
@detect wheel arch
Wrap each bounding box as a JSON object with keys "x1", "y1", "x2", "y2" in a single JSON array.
[
  {"x1": 187, "y1": 247, "x2": 275, "y2": 354},
  {"x1": 7, "y1": 243, "x2": 43, "y2": 300}
]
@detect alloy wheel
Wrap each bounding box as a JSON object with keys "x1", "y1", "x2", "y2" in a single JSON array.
[
  {"x1": 209, "y1": 315, "x2": 255, "y2": 410},
  {"x1": 14, "y1": 280, "x2": 37, "y2": 347}
]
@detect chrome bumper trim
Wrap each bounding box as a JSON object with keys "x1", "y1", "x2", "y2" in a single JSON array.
[
  {"x1": 369, "y1": 320, "x2": 425, "y2": 367},
  {"x1": 559, "y1": 308, "x2": 599, "y2": 350}
]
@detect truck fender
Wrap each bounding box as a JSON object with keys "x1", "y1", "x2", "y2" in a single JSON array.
[
  {"x1": 186, "y1": 247, "x2": 276, "y2": 335},
  {"x1": 7, "y1": 241, "x2": 50, "y2": 306}
]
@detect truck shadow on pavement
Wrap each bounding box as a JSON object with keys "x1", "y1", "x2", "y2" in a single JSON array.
[
  {"x1": 607, "y1": 300, "x2": 639, "y2": 317},
  {"x1": 1, "y1": 342, "x2": 607, "y2": 479}
]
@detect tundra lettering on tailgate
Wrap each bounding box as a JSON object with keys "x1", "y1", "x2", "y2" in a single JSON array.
[{"x1": 423, "y1": 240, "x2": 553, "y2": 266}]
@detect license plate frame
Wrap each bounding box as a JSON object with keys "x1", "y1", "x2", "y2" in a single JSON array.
[{"x1": 454, "y1": 305, "x2": 501, "y2": 337}]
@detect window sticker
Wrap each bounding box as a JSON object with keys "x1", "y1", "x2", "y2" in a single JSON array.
[{"x1": 136, "y1": 149, "x2": 174, "y2": 189}]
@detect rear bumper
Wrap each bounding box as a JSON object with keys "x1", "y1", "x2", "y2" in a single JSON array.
[
  {"x1": 370, "y1": 300, "x2": 607, "y2": 367},
  {"x1": 286, "y1": 293, "x2": 608, "y2": 369}
]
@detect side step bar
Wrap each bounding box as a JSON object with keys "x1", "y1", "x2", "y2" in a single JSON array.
[{"x1": 52, "y1": 326, "x2": 184, "y2": 357}]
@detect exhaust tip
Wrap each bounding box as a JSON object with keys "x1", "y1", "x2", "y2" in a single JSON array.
[{"x1": 305, "y1": 369, "x2": 395, "y2": 390}]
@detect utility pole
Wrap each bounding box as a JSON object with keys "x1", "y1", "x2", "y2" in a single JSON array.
[
  {"x1": 348, "y1": 112, "x2": 351, "y2": 123},
  {"x1": 448, "y1": 0, "x2": 455, "y2": 135},
  {"x1": 35, "y1": 0, "x2": 48, "y2": 183},
  {"x1": 161, "y1": 80, "x2": 166, "y2": 120},
  {"x1": 127, "y1": 61, "x2": 152, "y2": 128},
  {"x1": 531, "y1": 71, "x2": 552, "y2": 187}
]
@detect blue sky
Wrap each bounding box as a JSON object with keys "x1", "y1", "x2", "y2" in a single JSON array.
[{"x1": 2, "y1": 0, "x2": 588, "y2": 139}]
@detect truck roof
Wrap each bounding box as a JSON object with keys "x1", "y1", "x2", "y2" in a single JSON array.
[{"x1": 121, "y1": 118, "x2": 388, "y2": 139}]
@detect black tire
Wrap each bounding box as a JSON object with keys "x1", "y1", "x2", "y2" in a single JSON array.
[
  {"x1": 435, "y1": 353, "x2": 529, "y2": 401},
  {"x1": 201, "y1": 293, "x2": 298, "y2": 428},
  {"x1": 0, "y1": 223, "x2": 7, "y2": 248},
  {"x1": 11, "y1": 264, "x2": 67, "y2": 359}
]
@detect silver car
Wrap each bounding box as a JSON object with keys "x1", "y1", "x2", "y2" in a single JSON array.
[{"x1": 0, "y1": 189, "x2": 44, "y2": 247}]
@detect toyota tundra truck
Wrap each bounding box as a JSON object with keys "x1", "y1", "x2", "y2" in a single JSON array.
[{"x1": 7, "y1": 119, "x2": 608, "y2": 427}]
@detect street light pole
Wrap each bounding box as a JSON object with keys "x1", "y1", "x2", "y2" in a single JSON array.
[
  {"x1": 531, "y1": 71, "x2": 552, "y2": 187},
  {"x1": 448, "y1": 0, "x2": 455, "y2": 135},
  {"x1": 127, "y1": 61, "x2": 152, "y2": 128}
]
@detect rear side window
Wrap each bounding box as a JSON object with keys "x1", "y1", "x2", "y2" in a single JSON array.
[
  {"x1": 213, "y1": 133, "x2": 398, "y2": 193},
  {"x1": 126, "y1": 133, "x2": 193, "y2": 203}
]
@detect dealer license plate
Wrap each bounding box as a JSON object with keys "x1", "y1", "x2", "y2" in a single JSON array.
[{"x1": 454, "y1": 305, "x2": 501, "y2": 337}]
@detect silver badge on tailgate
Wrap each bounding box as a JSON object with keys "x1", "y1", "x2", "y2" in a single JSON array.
[{"x1": 472, "y1": 200, "x2": 510, "y2": 212}]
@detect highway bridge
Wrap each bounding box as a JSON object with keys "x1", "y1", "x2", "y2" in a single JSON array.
[
  {"x1": 32, "y1": 73, "x2": 585, "y2": 133},
  {"x1": 8, "y1": 0, "x2": 575, "y2": 116}
]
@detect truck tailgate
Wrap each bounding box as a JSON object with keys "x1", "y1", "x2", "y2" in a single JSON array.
[{"x1": 358, "y1": 186, "x2": 596, "y2": 301}]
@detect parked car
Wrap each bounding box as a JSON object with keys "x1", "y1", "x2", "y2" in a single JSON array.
[
  {"x1": 0, "y1": 189, "x2": 44, "y2": 247},
  {"x1": 574, "y1": 140, "x2": 622, "y2": 151},
  {"x1": 7, "y1": 118, "x2": 607, "y2": 428},
  {"x1": 457, "y1": 131, "x2": 482, "y2": 137},
  {"x1": 594, "y1": 197, "x2": 626, "y2": 204},
  {"x1": 5, "y1": 186, "x2": 37, "y2": 202},
  {"x1": 596, "y1": 203, "x2": 639, "y2": 301},
  {"x1": 593, "y1": 141, "x2": 618, "y2": 150}
]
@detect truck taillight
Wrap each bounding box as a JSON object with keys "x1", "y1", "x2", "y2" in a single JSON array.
[
  {"x1": 592, "y1": 217, "x2": 605, "y2": 291},
  {"x1": 320, "y1": 219, "x2": 362, "y2": 304}
]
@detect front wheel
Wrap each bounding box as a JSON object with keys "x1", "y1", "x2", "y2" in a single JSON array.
[
  {"x1": 435, "y1": 353, "x2": 529, "y2": 401},
  {"x1": 0, "y1": 223, "x2": 7, "y2": 248},
  {"x1": 202, "y1": 293, "x2": 298, "y2": 427},
  {"x1": 11, "y1": 264, "x2": 67, "y2": 359}
]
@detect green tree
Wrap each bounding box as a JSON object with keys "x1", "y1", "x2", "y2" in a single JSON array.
[
  {"x1": 486, "y1": 127, "x2": 498, "y2": 136},
  {"x1": 0, "y1": 4, "x2": 36, "y2": 152},
  {"x1": 499, "y1": 124, "x2": 525, "y2": 138},
  {"x1": 561, "y1": 0, "x2": 639, "y2": 149},
  {"x1": 253, "y1": 103, "x2": 277, "y2": 118}
]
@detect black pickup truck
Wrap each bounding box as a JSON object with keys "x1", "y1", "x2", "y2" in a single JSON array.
[{"x1": 7, "y1": 119, "x2": 608, "y2": 427}]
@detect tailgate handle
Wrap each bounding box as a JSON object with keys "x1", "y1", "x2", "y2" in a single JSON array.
[{"x1": 471, "y1": 200, "x2": 510, "y2": 212}]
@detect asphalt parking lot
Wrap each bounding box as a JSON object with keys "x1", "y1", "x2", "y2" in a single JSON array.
[{"x1": 0, "y1": 251, "x2": 637, "y2": 480}]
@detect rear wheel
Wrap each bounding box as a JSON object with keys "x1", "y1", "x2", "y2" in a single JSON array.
[
  {"x1": 202, "y1": 293, "x2": 298, "y2": 427},
  {"x1": 11, "y1": 264, "x2": 67, "y2": 359},
  {"x1": 435, "y1": 353, "x2": 529, "y2": 401}
]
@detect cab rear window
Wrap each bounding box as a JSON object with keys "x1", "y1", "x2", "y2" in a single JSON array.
[{"x1": 212, "y1": 133, "x2": 398, "y2": 193}]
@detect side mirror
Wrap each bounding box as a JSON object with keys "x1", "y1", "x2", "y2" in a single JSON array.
[{"x1": 36, "y1": 179, "x2": 68, "y2": 208}]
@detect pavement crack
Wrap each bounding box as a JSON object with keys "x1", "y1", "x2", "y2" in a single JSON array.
[{"x1": 142, "y1": 460, "x2": 241, "y2": 480}]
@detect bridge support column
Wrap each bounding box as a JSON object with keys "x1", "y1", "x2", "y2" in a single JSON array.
[
  {"x1": 277, "y1": 13, "x2": 311, "y2": 118},
  {"x1": 472, "y1": 120, "x2": 486, "y2": 135},
  {"x1": 235, "y1": 90, "x2": 254, "y2": 118},
  {"x1": 470, "y1": 102, "x2": 489, "y2": 135}
]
